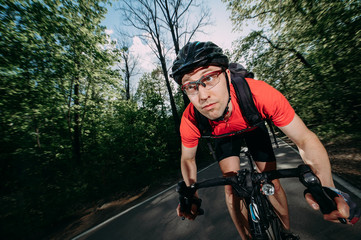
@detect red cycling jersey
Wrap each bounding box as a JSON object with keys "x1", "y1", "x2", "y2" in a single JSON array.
[{"x1": 180, "y1": 78, "x2": 295, "y2": 148}]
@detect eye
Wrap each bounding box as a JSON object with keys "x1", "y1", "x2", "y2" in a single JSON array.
[
  {"x1": 204, "y1": 75, "x2": 215, "y2": 82},
  {"x1": 184, "y1": 83, "x2": 197, "y2": 91},
  {"x1": 190, "y1": 84, "x2": 198, "y2": 90}
]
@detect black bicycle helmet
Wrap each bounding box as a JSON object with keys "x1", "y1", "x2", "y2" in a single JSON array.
[{"x1": 170, "y1": 41, "x2": 229, "y2": 84}]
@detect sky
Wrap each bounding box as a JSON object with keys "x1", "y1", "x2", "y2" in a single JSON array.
[
  {"x1": 101, "y1": 0, "x2": 254, "y2": 88},
  {"x1": 102, "y1": 0, "x2": 243, "y2": 48}
]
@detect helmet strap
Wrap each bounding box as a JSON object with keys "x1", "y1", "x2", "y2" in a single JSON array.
[{"x1": 213, "y1": 69, "x2": 231, "y2": 122}]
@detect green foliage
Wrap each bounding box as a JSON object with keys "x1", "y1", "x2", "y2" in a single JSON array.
[
  {"x1": 0, "y1": 1, "x2": 182, "y2": 238},
  {"x1": 135, "y1": 67, "x2": 170, "y2": 114},
  {"x1": 1, "y1": 0, "x2": 114, "y2": 238},
  {"x1": 225, "y1": 0, "x2": 361, "y2": 138}
]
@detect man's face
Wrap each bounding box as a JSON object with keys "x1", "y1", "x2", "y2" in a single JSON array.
[{"x1": 182, "y1": 66, "x2": 231, "y2": 120}]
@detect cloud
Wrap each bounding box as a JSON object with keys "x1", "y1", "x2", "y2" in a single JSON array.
[
  {"x1": 105, "y1": 29, "x2": 114, "y2": 35},
  {"x1": 101, "y1": 29, "x2": 117, "y2": 51},
  {"x1": 190, "y1": 1, "x2": 257, "y2": 52},
  {"x1": 129, "y1": 36, "x2": 156, "y2": 72},
  {"x1": 192, "y1": 3, "x2": 238, "y2": 51}
]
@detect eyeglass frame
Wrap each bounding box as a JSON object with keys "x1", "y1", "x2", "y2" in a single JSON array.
[{"x1": 180, "y1": 70, "x2": 225, "y2": 96}]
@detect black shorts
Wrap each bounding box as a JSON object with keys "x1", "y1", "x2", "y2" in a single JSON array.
[{"x1": 214, "y1": 125, "x2": 276, "y2": 163}]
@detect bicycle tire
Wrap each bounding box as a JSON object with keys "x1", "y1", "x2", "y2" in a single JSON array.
[{"x1": 247, "y1": 191, "x2": 283, "y2": 240}]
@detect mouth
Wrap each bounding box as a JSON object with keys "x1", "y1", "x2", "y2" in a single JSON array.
[{"x1": 202, "y1": 103, "x2": 216, "y2": 111}]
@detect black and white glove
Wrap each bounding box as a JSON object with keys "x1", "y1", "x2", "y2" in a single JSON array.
[
  {"x1": 326, "y1": 187, "x2": 360, "y2": 224},
  {"x1": 305, "y1": 186, "x2": 360, "y2": 224},
  {"x1": 176, "y1": 181, "x2": 203, "y2": 219}
]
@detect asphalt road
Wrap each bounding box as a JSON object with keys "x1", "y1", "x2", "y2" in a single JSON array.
[{"x1": 73, "y1": 141, "x2": 361, "y2": 240}]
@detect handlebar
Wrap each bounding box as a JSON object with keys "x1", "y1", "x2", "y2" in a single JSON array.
[{"x1": 190, "y1": 164, "x2": 346, "y2": 224}]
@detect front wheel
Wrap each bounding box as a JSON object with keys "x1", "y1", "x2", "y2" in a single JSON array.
[{"x1": 247, "y1": 193, "x2": 283, "y2": 240}]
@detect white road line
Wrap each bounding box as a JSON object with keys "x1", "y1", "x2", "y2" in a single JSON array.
[
  {"x1": 72, "y1": 184, "x2": 176, "y2": 239},
  {"x1": 71, "y1": 161, "x2": 218, "y2": 240},
  {"x1": 279, "y1": 138, "x2": 361, "y2": 199}
]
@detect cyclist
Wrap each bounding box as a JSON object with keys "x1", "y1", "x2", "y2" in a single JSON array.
[{"x1": 170, "y1": 41, "x2": 359, "y2": 239}]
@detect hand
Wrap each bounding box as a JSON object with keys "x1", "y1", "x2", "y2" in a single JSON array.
[
  {"x1": 305, "y1": 187, "x2": 360, "y2": 225},
  {"x1": 176, "y1": 181, "x2": 203, "y2": 220},
  {"x1": 305, "y1": 192, "x2": 350, "y2": 223},
  {"x1": 177, "y1": 202, "x2": 200, "y2": 220}
]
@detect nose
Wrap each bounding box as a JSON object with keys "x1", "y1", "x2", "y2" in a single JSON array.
[{"x1": 197, "y1": 84, "x2": 209, "y2": 100}]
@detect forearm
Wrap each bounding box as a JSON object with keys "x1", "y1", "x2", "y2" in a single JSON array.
[
  {"x1": 180, "y1": 157, "x2": 200, "y2": 198},
  {"x1": 180, "y1": 144, "x2": 198, "y2": 186},
  {"x1": 180, "y1": 144, "x2": 200, "y2": 198},
  {"x1": 297, "y1": 131, "x2": 334, "y2": 187},
  {"x1": 181, "y1": 157, "x2": 198, "y2": 186},
  {"x1": 279, "y1": 114, "x2": 335, "y2": 187}
]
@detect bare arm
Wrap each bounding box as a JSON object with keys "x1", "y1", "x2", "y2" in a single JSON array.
[
  {"x1": 278, "y1": 114, "x2": 334, "y2": 187},
  {"x1": 180, "y1": 143, "x2": 198, "y2": 187},
  {"x1": 177, "y1": 144, "x2": 200, "y2": 220},
  {"x1": 279, "y1": 114, "x2": 352, "y2": 222}
]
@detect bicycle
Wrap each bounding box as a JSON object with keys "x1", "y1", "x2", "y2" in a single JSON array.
[{"x1": 177, "y1": 149, "x2": 346, "y2": 240}]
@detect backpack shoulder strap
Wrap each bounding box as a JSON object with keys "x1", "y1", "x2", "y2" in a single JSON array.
[
  {"x1": 229, "y1": 63, "x2": 279, "y2": 147},
  {"x1": 229, "y1": 69, "x2": 263, "y2": 126}
]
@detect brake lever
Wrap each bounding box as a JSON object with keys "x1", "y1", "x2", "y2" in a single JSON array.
[{"x1": 299, "y1": 166, "x2": 347, "y2": 224}]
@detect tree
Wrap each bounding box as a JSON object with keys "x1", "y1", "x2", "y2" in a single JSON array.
[
  {"x1": 0, "y1": 0, "x2": 121, "y2": 237},
  {"x1": 54, "y1": 0, "x2": 122, "y2": 164},
  {"x1": 225, "y1": 0, "x2": 361, "y2": 135},
  {"x1": 116, "y1": 39, "x2": 140, "y2": 100},
  {"x1": 118, "y1": 0, "x2": 210, "y2": 135},
  {"x1": 136, "y1": 67, "x2": 170, "y2": 114},
  {"x1": 156, "y1": 0, "x2": 210, "y2": 106}
]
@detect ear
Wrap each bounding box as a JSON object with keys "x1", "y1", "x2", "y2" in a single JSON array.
[{"x1": 225, "y1": 69, "x2": 232, "y2": 83}]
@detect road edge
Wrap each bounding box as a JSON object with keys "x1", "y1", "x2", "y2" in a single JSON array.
[
  {"x1": 71, "y1": 161, "x2": 218, "y2": 240},
  {"x1": 279, "y1": 138, "x2": 361, "y2": 199}
]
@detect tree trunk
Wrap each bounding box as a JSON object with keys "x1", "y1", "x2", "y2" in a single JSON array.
[
  {"x1": 159, "y1": 55, "x2": 180, "y2": 136},
  {"x1": 124, "y1": 54, "x2": 131, "y2": 100},
  {"x1": 73, "y1": 77, "x2": 81, "y2": 165}
]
